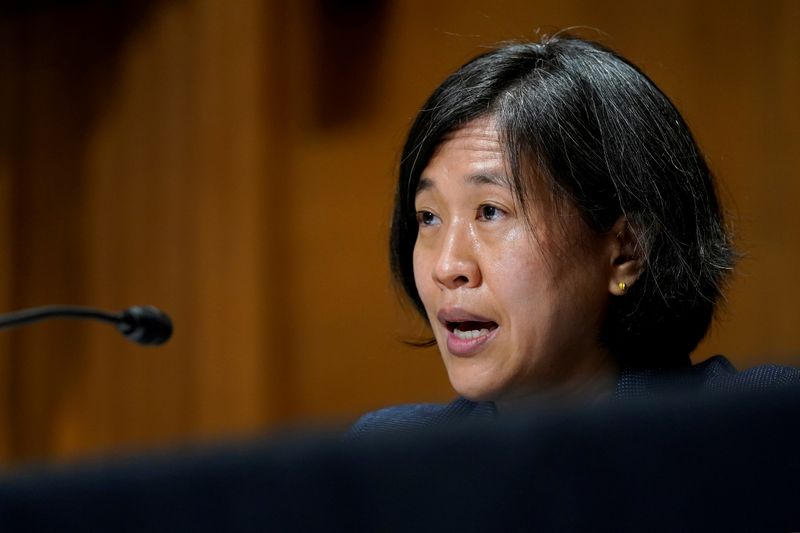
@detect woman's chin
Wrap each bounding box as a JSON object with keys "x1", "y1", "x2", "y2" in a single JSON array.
[{"x1": 447, "y1": 373, "x2": 505, "y2": 403}]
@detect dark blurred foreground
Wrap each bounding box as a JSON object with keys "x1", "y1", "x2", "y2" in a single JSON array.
[{"x1": 0, "y1": 384, "x2": 798, "y2": 532}]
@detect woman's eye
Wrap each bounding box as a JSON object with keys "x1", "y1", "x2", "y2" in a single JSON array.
[
  {"x1": 415, "y1": 210, "x2": 439, "y2": 227},
  {"x1": 477, "y1": 204, "x2": 504, "y2": 221}
]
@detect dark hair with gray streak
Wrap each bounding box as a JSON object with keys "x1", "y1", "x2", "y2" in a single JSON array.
[{"x1": 390, "y1": 35, "x2": 736, "y2": 367}]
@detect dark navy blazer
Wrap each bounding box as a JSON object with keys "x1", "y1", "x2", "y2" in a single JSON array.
[{"x1": 348, "y1": 355, "x2": 800, "y2": 438}]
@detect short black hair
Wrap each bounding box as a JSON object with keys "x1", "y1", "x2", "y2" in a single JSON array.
[{"x1": 390, "y1": 35, "x2": 736, "y2": 367}]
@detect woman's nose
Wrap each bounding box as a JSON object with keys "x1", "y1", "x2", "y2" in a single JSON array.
[{"x1": 432, "y1": 224, "x2": 481, "y2": 290}]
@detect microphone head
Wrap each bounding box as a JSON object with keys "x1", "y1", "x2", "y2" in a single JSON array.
[{"x1": 116, "y1": 305, "x2": 173, "y2": 345}]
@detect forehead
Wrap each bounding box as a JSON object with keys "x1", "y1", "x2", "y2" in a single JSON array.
[
  {"x1": 417, "y1": 117, "x2": 511, "y2": 192},
  {"x1": 436, "y1": 116, "x2": 502, "y2": 153},
  {"x1": 429, "y1": 117, "x2": 504, "y2": 168}
]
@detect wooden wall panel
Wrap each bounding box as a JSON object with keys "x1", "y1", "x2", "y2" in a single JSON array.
[
  {"x1": 0, "y1": 15, "x2": 16, "y2": 462},
  {"x1": 0, "y1": 0, "x2": 798, "y2": 465},
  {"x1": 0, "y1": 0, "x2": 284, "y2": 463}
]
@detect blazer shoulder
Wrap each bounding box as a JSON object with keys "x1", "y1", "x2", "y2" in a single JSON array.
[
  {"x1": 697, "y1": 354, "x2": 800, "y2": 392},
  {"x1": 346, "y1": 403, "x2": 447, "y2": 439},
  {"x1": 345, "y1": 398, "x2": 496, "y2": 439},
  {"x1": 617, "y1": 354, "x2": 800, "y2": 398}
]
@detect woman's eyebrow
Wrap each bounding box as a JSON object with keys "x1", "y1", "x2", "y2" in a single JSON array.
[
  {"x1": 416, "y1": 176, "x2": 434, "y2": 195},
  {"x1": 416, "y1": 173, "x2": 510, "y2": 195},
  {"x1": 469, "y1": 173, "x2": 510, "y2": 187},
  {"x1": 415, "y1": 174, "x2": 511, "y2": 194}
]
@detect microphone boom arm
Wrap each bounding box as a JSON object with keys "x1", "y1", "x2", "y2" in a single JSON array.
[{"x1": 0, "y1": 305, "x2": 172, "y2": 346}]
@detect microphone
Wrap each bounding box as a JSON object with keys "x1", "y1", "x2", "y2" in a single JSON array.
[{"x1": 0, "y1": 305, "x2": 173, "y2": 346}]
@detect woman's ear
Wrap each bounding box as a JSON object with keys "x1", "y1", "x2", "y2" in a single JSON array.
[{"x1": 607, "y1": 217, "x2": 644, "y2": 296}]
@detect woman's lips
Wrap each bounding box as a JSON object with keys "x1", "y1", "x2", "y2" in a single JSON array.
[
  {"x1": 437, "y1": 308, "x2": 494, "y2": 325},
  {"x1": 436, "y1": 308, "x2": 499, "y2": 356},
  {"x1": 445, "y1": 324, "x2": 499, "y2": 356}
]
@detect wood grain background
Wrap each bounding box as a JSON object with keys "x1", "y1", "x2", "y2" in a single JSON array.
[{"x1": 0, "y1": 0, "x2": 798, "y2": 464}]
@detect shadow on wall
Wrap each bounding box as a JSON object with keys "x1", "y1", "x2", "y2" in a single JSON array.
[{"x1": 310, "y1": 0, "x2": 389, "y2": 129}]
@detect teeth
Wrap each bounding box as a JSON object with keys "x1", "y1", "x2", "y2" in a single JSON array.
[{"x1": 453, "y1": 328, "x2": 490, "y2": 340}]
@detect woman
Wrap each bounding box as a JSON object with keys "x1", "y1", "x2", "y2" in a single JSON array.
[{"x1": 351, "y1": 35, "x2": 799, "y2": 435}]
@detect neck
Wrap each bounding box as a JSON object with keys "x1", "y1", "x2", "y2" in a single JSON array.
[{"x1": 494, "y1": 361, "x2": 619, "y2": 415}]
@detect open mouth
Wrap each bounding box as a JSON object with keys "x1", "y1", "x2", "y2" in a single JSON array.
[{"x1": 446, "y1": 320, "x2": 499, "y2": 340}]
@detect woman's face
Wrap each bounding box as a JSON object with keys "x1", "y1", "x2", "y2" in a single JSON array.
[{"x1": 412, "y1": 116, "x2": 618, "y2": 405}]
